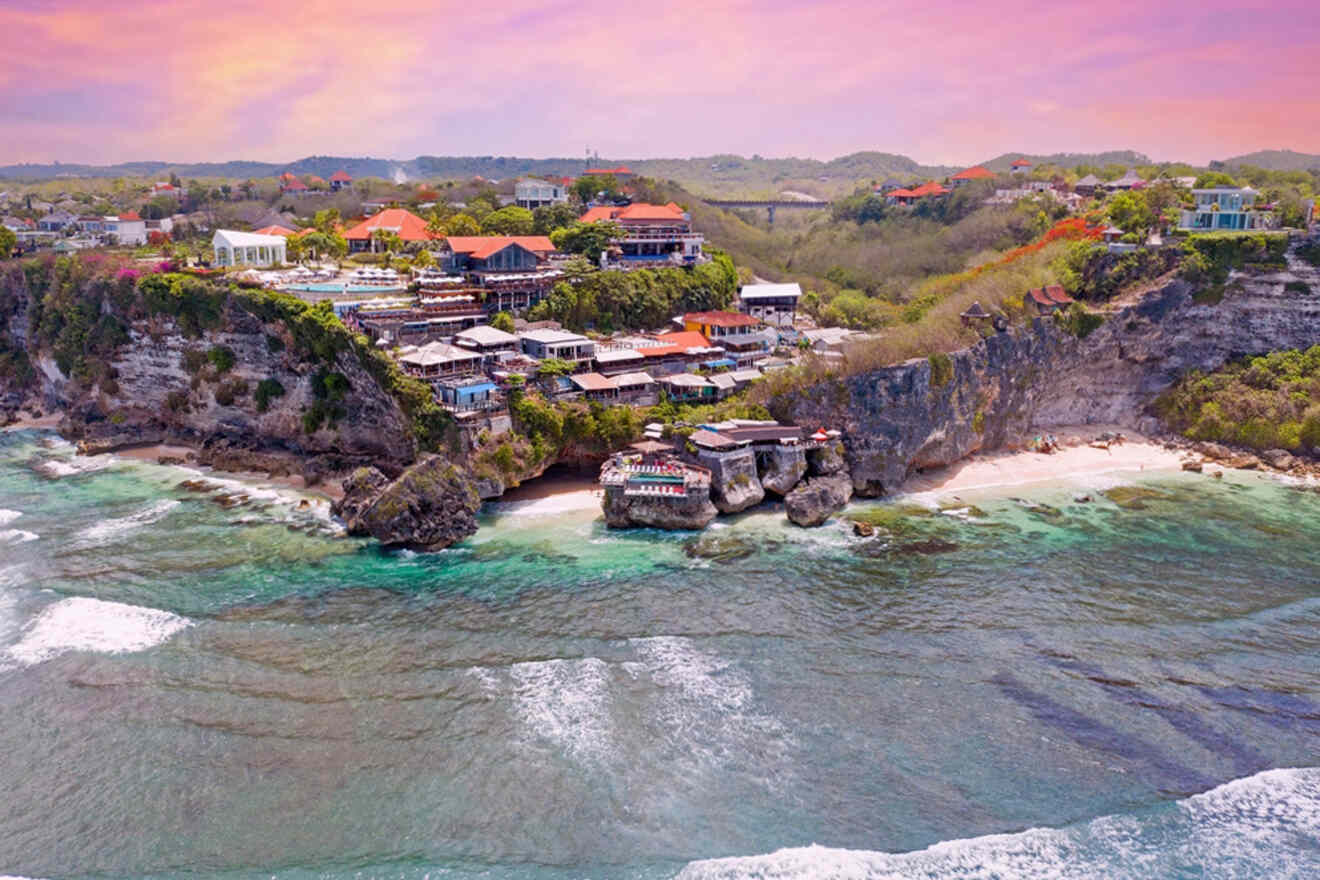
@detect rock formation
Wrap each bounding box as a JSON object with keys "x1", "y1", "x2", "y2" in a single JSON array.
[
  {"x1": 333, "y1": 456, "x2": 481, "y2": 550},
  {"x1": 784, "y1": 473, "x2": 854, "y2": 526},
  {"x1": 758, "y1": 445, "x2": 808, "y2": 495},
  {"x1": 698, "y1": 447, "x2": 765, "y2": 513},
  {"x1": 601, "y1": 487, "x2": 718, "y2": 530}
]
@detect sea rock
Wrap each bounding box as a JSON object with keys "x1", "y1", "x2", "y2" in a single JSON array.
[
  {"x1": 601, "y1": 487, "x2": 718, "y2": 530},
  {"x1": 852, "y1": 520, "x2": 876, "y2": 537},
  {"x1": 700, "y1": 447, "x2": 765, "y2": 513},
  {"x1": 808, "y1": 441, "x2": 847, "y2": 476},
  {"x1": 333, "y1": 456, "x2": 480, "y2": 550},
  {"x1": 1195, "y1": 442, "x2": 1233, "y2": 461},
  {"x1": 1227, "y1": 454, "x2": 1261, "y2": 470},
  {"x1": 1261, "y1": 449, "x2": 1297, "y2": 470},
  {"x1": 1181, "y1": 459, "x2": 1203, "y2": 472},
  {"x1": 785, "y1": 473, "x2": 853, "y2": 527},
  {"x1": 760, "y1": 445, "x2": 808, "y2": 496},
  {"x1": 683, "y1": 533, "x2": 757, "y2": 562}
]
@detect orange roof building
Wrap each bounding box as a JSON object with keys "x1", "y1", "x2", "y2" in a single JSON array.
[
  {"x1": 577, "y1": 202, "x2": 704, "y2": 264},
  {"x1": 584, "y1": 166, "x2": 634, "y2": 178},
  {"x1": 342, "y1": 208, "x2": 434, "y2": 251},
  {"x1": 950, "y1": 166, "x2": 995, "y2": 185},
  {"x1": 253, "y1": 225, "x2": 297, "y2": 237},
  {"x1": 887, "y1": 181, "x2": 950, "y2": 204}
]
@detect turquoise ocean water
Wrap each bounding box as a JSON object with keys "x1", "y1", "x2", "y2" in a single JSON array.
[{"x1": 0, "y1": 428, "x2": 1316, "y2": 879}]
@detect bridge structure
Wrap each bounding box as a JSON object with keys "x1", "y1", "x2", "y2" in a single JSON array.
[{"x1": 704, "y1": 199, "x2": 833, "y2": 224}]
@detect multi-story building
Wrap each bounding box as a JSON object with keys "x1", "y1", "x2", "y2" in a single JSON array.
[
  {"x1": 578, "y1": 202, "x2": 704, "y2": 264},
  {"x1": 738, "y1": 282, "x2": 801, "y2": 328},
  {"x1": 442, "y1": 235, "x2": 561, "y2": 314},
  {"x1": 514, "y1": 179, "x2": 568, "y2": 209},
  {"x1": 1178, "y1": 187, "x2": 1276, "y2": 232},
  {"x1": 104, "y1": 212, "x2": 147, "y2": 246},
  {"x1": 518, "y1": 329, "x2": 596, "y2": 365}
]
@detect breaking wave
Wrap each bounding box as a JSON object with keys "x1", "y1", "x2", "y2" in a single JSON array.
[
  {"x1": 7, "y1": 597, "x2": 192, "y2": 667},
  {"x1": 676, "y1": 767, "x2": 1320, "y2": 879},
  {"x1": 77, "y1": 499, "x2": 179, "y2": 544}
]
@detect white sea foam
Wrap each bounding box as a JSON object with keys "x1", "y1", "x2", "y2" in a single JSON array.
[
  {"x1": 77, "y1": 499, "x2": 179, "y2": 544},
  {"x1": 7, "y1": 597, "x2": 192, "y2": 667},
  {"x1": 676, "y1": 767, "x2": 1320, "y2": 879},
  {"x1": 0, "y1": 529, "x2": 38, "y2": 544},
  {"x1": 0, "y1": 509, "x2": 22, "y2": 526},
  {"x1": 32, "y1": 454, "x2": 114, "y2": 479},
  {"x1": 506, "y1": 656, "x2": 614, "y2": 762}
]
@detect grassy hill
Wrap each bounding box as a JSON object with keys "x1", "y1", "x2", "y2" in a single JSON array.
[
  {"x1": 1218, "y1": 150, "x2": 1320, "y2": 172},
  {"x1": 981, "y1": 151, "x2": 1153, "y2": 173}
]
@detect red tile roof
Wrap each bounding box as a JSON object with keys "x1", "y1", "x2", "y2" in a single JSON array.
[
  {"x1": 307, "y1": 175, "x2": 326, "y2": 185},
  {"x1": 887, "y1": 188, "x2": 917, "y2": 198},
  {"x1": 253, "y1": 225, "x2": 297, "y2": 237},
  {"x1": 118, "y1": 211, "x2": 140, "y2": 221},
  {"x1": 282, "y1": 179, "x2": 308, "y2": 190},
  {"x1": 585, "y1": 166, "x2": 633, "y2": 175},
  {"x1": 651, "y1": 330, "x2": 711, "y2": 350},
  {"x1": 579, "y1": 202, "x2": 686, "y2": 223},
  {"x1": 330, "y1": 170, "x2": 352, "y2": 182},
  {"x1": 445, "y1": 235, "x2": 556, "y2": 257},
  {"x1": 951, "y1": 166, "x2": 995, "y2": 180},
  {"x1": 685, "y1": 311, "x2": 759, "y2": 328},
  {"x1": 1012, "y1": 158, "x2": 1033, "y2": 167},
  {"x1": 342, "y1": 208, "x2": 434, "y2": 242},
  {"x1": 906, "y1": 181, "x2": 950, "y2": 197},
  {"x1": 1044, "y1": 284, "x2": 1074, "y2": 304}
]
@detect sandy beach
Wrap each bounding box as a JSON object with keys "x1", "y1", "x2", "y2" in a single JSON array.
[
  {"x1": 900, "y1": 426, "x2": 1189, "y2": 496},
  {"x1": 487, "y1": 470, "x2": 602, "y2": 516}
]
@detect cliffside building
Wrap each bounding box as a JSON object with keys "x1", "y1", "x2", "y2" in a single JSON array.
[
  {"x1": 579, "y1": 202, "x2": 704, "y2": 265},
  {"x1": 738, "y1": 282, "x2": 801, "y2": 328},
  {"x1": 1177, "y1": 187, "x2": 1277, "y2": 232}
]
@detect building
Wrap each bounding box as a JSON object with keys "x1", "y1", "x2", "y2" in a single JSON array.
[
  {"x1": 1104, "y1": 170, "x2": 1146, "y2": 191},
  {"x1": 570, "y1": 372, "x2": 620, "y2": 402},
  {"x1": 682, "y1": 311, "x2": 773, "y2": 364},
  {"x1": 738, "y1": 282, "x2": 801, "y2": 328},
  {"x1": 397, "y1": 341, "x2": 484, "y2": 379},
  {"x1": 104, "y1": 212, "x2": 147, "y2": 246},
  {"x1": 280, "y1": 177, "x2": 308, "y2": 195},
  {"x1": 1011, "y1": 158, "x2": 1033, "y2": 174},
  {"x1": 454, "y1": 324, "x2": 521, "y2": 360},
  {"x1": 444, "y1": 235, "x2": 560, "y2": 313},
  {"x1": 886, "y1": 181, "x2": 950, "y2": 205},
  {"x1": 519, "y1": 329, "x2": 596, "y2": 364},
  {"x1": 1177, "y1": 187, "x2": 1277, "y2": 232},
  {"x1": 330, "y1": 170, "x2": 352, "y2": 191},
  {"x1": 1027, "y1": 285, "x2": 1074, "y2": 315},
  {"x1": 949, "y1": 166, "x2": 995, "y2": 186},
  {"x1": 611, "y1": 371, "x2": 659, "y2": 404},
  {"x1": 212, "y1": 229, "x2": 288, "y2": 267},
  {"x1": 342, "y1": 208, "x2": 434, "y2": 253},
  {"x1": 252, "y1": 224, "x2": 297, "y2": 237},
  {"x1": 658, "y1": 373, "x2": 715, "y2": 403},
  {"x1": 436, "y1": 375, "x2": 500, "y2": 412},
  {"x1": 37, "y1": 210, "x2": 77, "y2": 232},
  {"x1": 151, "y1": 182, "x2": 180, "y2": 199},
  {"x1": 578, "y1": 202, "x2": 704, "y2": 264},
  {"x1": 514, "y1": 179, "x2": 568, "y2": 209},
  {"x1": 1073, "y1": 174, "x2": 1102, "y2": 196}
]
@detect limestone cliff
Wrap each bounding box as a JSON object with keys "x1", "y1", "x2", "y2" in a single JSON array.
[
  {"x1": 773, "y1": 255, "x2": 1320, "y2": 496},
  {"x1": 602, "y1": 487, "x2": 718, "y2": 530}
]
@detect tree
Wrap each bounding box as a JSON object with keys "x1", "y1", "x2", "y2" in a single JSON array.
[
  {"x1": 312, "y1": 208, "x2": 340, "y2": 234},
  {"x1": 551, "y1": 220, "x2": 622, "y2": 262},
  {"x1": 572, "y1": 174, "x2": 619, "y2": 204},
  {"x1": 0, "y1": 226, "x2": 16, "y2": 259},
  {"x1": 286, "y1": 233, "x2": 306, "y2": 263},
  {"x1": 425, "y1": 209, "x2": 450, "y2": 237},
  {"x1": 1140, "y1": 181, "x2": 1182, "y2": 233},
  {"x1": 412, "y1": 248, "x2": 435, "y2": 269},
  {"x1": 482, "y1": 205, "x2": 535, "y2": 235},
  {"x1": 446, "y1": 213, "x2": 481, "y2": 236},
  {"x1": 371, "y1": 229, "x2": 403, "y2": 254},
  {"x1": 491, "y1": 311, "x2": 516, "y2": 333},
  {"x1": 537, "y1": 357, "x2": 575, "y2": 377},
  {"x1": 466, "y1": 189, "x2": 501, "y2": 220},
  {"x1": 1194, "y1": 171, "x2": 1237, "y2": 189},
  {"x1": 1106, "y1": 191, "x2": 1153, "y2": 236},
  {"x1": 532, "y1": 203, "x2": 580, "y2": 234}
]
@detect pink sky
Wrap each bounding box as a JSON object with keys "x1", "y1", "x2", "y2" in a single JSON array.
[{"x1": 1, "y1": 0, "x2": 1317, "y2": 167}]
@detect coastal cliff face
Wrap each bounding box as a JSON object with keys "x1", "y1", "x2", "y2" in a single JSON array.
[
  {"x1": 696, "y1": 447, "x2": 765, "y2": 513},
  {"x1": 775, "y1": 257, "x2": 1320, "y2": 496},
  {"x1": 602, "y1": 486, "x2": 718, "y2": 530}
]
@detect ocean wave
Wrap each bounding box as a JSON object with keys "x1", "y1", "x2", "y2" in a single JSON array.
[
  {"x1": 0, "y1": 528, "x2": 38, "y2": 544},
  {"x1": 676, "y1": 767, "x2": 1320, "y2": 879},
  {"x1": 505, "y1": 656, "x2": 614, "y2": 763},
  {"x1": 6, "y1": 597, "x2": 192, "y2": 667},
  {"x1": 77, "y1": 499, "x2": 180, "y2": 544},
  {"x1": 0, "y1": 509, "x2": 22, "y2": 526},
  {"x1": 31, "y1": 454, "x2": 115, "y2": 479}
]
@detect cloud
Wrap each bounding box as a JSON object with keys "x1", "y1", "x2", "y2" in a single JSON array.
[{"x1": 0, "y1": 0, "x2": 1316, "y2": 165}]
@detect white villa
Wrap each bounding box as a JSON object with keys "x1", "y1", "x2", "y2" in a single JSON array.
[
  {"x1": 1177, "y1": 187, "x2": 1277, "y2": 232},
  {"x1": 514, "y1": 179, "x2": 568, "y2": 210},
  {"x1": 212, "y1": 229, "x2": 288, "y2": 267}
]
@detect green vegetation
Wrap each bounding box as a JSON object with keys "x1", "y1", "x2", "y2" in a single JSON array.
[
  {"x1": 489, "y1": 311, "x2": 516, "y2": 333},
  {"x1": 1055, "y1": 242, "x2": 1181, "y2": 301},
  {"x1": 550, "y1": 221, "x2": 623, "y2": 262},
  {"x1": 254, "y1": 377, "x2": 285, "y2": 412},
  {"x1": 529, "y1": 250, "x2": 737, "y2": 331},
  {"x1": 1055, "y1": 303, "x2": 1105, "y2": 339},
  {"x1": 1155, "y1": 345, "x2": 1320, "y2": 453},
  {"x1": 1179, "y1": 232, "x2": 1289, "y2": 286},
  {"x1": 928, "y1": 353, "x2": 953, "y2": 388},
  {"x1": 206, "y1": 345, "x2": 235, "y2": 373}
]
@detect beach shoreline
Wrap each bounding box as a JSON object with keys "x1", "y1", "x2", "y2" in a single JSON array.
[{"x1": 897, "y1": 425, "x2": 1191, "y2": 498}]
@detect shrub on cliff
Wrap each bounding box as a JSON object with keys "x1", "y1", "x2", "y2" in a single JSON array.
[{"x1": 1155, "y1": 344, "x2": 1320, "y2": 454}]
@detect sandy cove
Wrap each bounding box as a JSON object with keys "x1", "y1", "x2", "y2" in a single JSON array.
[{"x1": 899, "y1": 426, "x2": 1189, "y2": 496}]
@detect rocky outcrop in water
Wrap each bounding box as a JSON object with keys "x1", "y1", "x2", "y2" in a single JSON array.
[
  {"x1": 774, "y1": 255, "x2": 1320, "y2": 496},
  {"x1": 784, "y1": 473, "x2": 854, "y2": 526},
  {"x1": 698, "y1": 447, "x2": 765, "y2": 513},
  {"x1": 602, "y1": 488, "x2": 718, "y2": 530},
  {"x1": 759, "y1": 445, "x2": 808, "y2": 496},
  {"x1": 333, "y1": 456, "x2": 481, "y2": 550}
]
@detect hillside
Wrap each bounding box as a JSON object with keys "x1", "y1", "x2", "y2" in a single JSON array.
[
  {"x1": 981, "y1": 151, "x2": 1153, "y2": 172},
  {"x1": 1218, "y1": 150, "x2": 1320, "y2": 172}
]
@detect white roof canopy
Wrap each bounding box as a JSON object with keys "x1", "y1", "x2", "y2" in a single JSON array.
[{"x1": 212, "y1": 229, "x2": 287, "y2": 248}]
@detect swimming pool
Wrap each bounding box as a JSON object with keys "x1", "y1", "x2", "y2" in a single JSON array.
[{"x1": 284, "y1": 282, "x2": 406, "y2": 293}]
